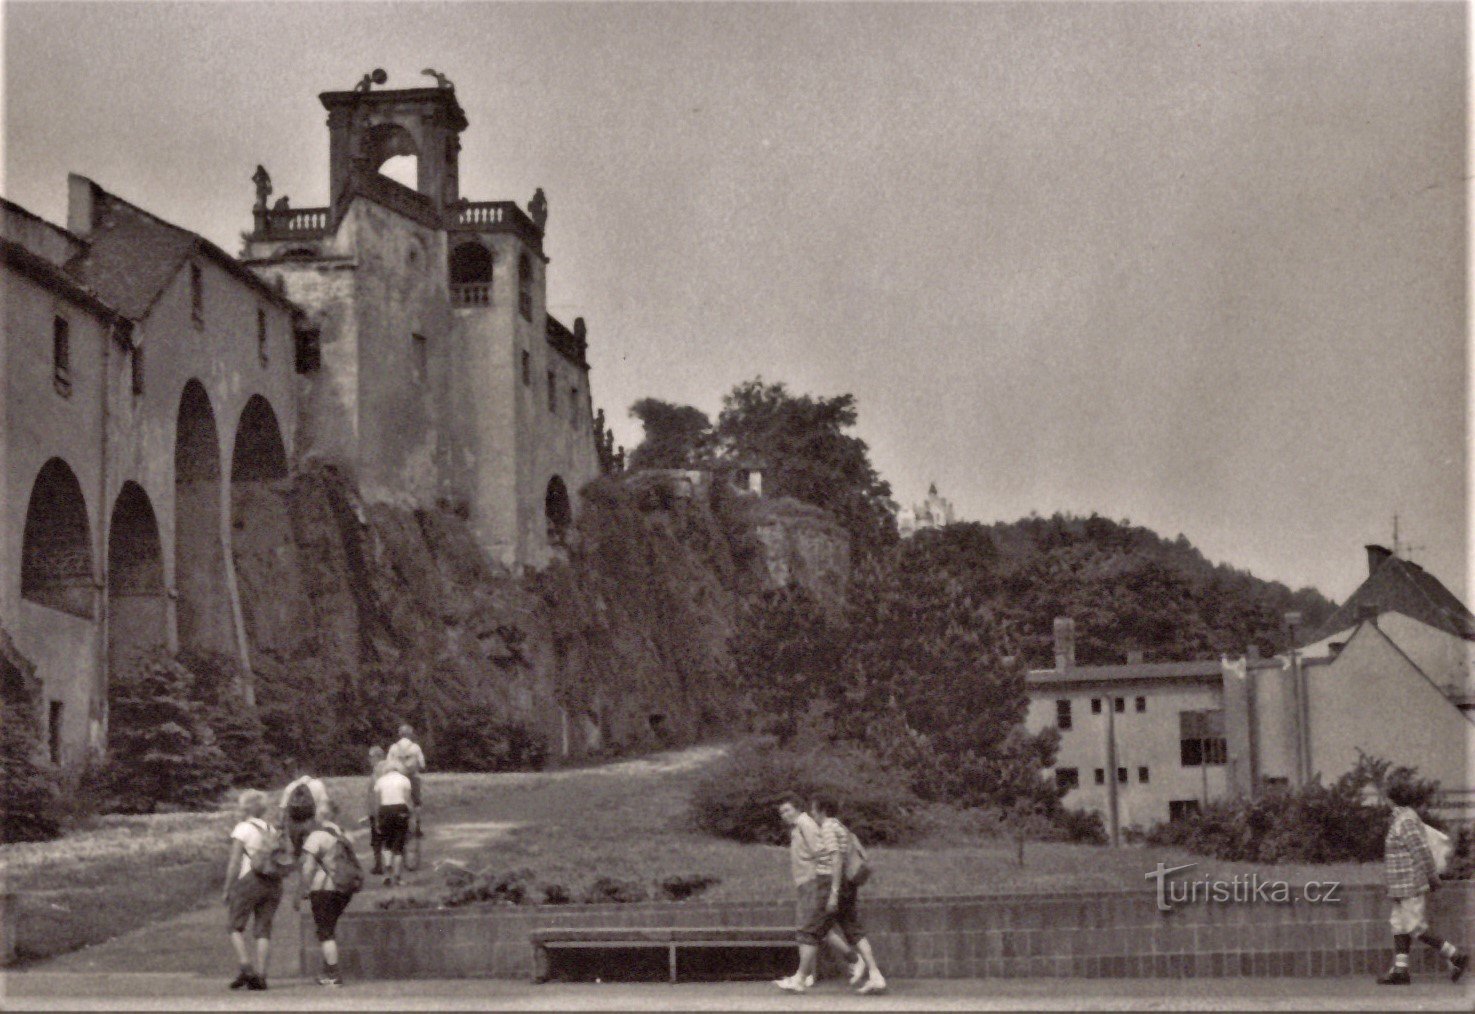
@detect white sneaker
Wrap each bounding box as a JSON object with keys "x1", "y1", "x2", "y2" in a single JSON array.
[
  {"x1": 773, "y1": 975, "x2": 807, "y2": 993},
  {"x1": 804, "y1": 972, "x2": 816, "y2": 988},
  {"x1": 848, "y1": 957, "x2": 867, "y2": 987},
  {"x1": 858, "y1": 976, "x2": 887, "y2": 995}
]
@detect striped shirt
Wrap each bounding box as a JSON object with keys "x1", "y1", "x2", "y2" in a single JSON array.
[
  {"x1": 815, "y1": 817, "x2": 851, "y2": 878},
  {"x1": 1385, "y1": 806, "x2": 1437, "y2": 899}
]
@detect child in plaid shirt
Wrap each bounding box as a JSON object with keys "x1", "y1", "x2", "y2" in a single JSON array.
[{"x1": 1377, "y1": 783, "x2": 1467, "y2": 986}]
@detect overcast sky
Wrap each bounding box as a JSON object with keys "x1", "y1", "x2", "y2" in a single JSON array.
[{"x1": 3, "y1": 2, "x2": 1466, "y2": 603}]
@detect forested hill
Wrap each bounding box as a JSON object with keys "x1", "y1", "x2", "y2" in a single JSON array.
[{"x1": 921, "y1": 513, "x2": 1337, "y2": 670}]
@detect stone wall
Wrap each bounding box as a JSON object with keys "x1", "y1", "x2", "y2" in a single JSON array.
[{"x1": 309, "y1": 883, "x2": 1475, "y2": 981}]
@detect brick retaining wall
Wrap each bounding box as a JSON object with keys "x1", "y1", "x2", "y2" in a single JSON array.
[{"x1": 308, "y1": 882, "x2": 1474, "y2": 981}]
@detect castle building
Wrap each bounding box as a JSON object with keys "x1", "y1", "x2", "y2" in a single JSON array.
[
  {"x1": 897, "y1": 482, "x2": 955, "y2": 537},
  {"x1": 240, "y1": 73, "x2": 600, "y2": 569}
]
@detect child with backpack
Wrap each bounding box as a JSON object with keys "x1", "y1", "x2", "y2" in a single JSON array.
[
  {"x1": 278, "y1": 768, "x2": 330, "y2": 856},
  {"x1": 299, "y1": 799, "x2": 365, "y2": 987},
  {"x1": 223, "y1": 789, "x2": 293, "y2": 991},
  {"x1": 1377, "y1": 782, "x2": 1468, "y2": 985}
]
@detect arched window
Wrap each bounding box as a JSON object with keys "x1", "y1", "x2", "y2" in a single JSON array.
[
  {"x1": 450, "y1": 242, "x2": 493, "y2": 307},
  {"x1": 545, "y1": 475, "x2": 572, "y2": 543},
  {"x1": 21, "y1": 458, "x2": 94, "y2": 617},
  {"x1": 518, "y1": 253, "x2": 533, "y2": 321}
]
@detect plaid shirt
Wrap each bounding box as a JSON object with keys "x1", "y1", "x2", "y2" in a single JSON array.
[{"x1": 1385, "y1": 806, "x2": 1437, "y2": 899}]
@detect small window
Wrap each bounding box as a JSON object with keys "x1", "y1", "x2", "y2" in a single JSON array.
[
  {"x1": 547, "y1": 370, "x2": 557, "y2": 413},
  {"x1": 1138, "y1": 766, "x2": 1150, "y2": 784},
  {"x1": 1091, "y1": 698, "x2": 1101, "y2": 715},
  {"x1": 1056, "y1": 767, "x2": 1079, "y2": 792},
  {"x1": 1055, "y1": 699, "x2": 1072, "y2": 730},
  {"x1": 1114, "y1": 697, "x2": 1125, "y2": 713},
  {"x1": 1135, "y1": 696, "x2": 1146, "y2": 713},
  {"x1": 131, "y1": 344, "x2": 145, "y2": 396},
  {"x1": 257, "y1": 309, "x2": 268, "y2": 366},
  {"x1": 295, "y1": 326, "x2": 321, "y2": 374},
  {"x1": 1093, "y1": 768, "x2": 1105, "y2": 785},
  {"x1": 570, "y1": 386, "x2": 579, "y2": 423},
  {"x1": 1117, "y1": 766, "x2": 1128, "y2": 784},
  {"x1": 52, "y1": 316, "x2": 71, "y2": 396},
  {"x1": 1169, "y1": 799, "x2": 1201, "y2": 822},
  {"x1": 190, "y1": 263, "x2": 203, "y2": 324},
  {"x1": 48, "y1": 700, "x2": 63, "y2": 764},
  {"x1": 522, "y1": 350, "x2": 531, "y2": 386},
  {"x1": 412, "y1": 333, "x2": 428, "y2": 382}
]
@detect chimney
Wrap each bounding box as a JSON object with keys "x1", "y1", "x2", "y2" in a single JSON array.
[
  {"x1": 1053, "y1": 617, "x2": 1076, "y2": 670},
  {"x1": 66, "y1": 174, "x2": 102, "y2": 238},
  {"x1": 1365, "y1": 544, "x2": 1393, "y2": 576}
]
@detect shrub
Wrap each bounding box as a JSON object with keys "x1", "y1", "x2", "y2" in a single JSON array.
[
  {"x1": 657, "y1": 874, "x2": 721, "y2": 901},
  {"x1": 433, "y1": 706, "x2": 548, "y2": 772},
  {"x1": 178, "y1": 650, "x2": 276, "y2": 788},
  {"x1": 582, "y1": 876, "x2": 649, "y2": 904},
  {"x1": 689, "y1": 738, "x2": 920, "y2": 846},
  {"x1": 1052, "y1": 806, "x2": 1107, "y2": 845},
  {"x1": 0, "y1": 701, "x2": 63, "y2": 842}
]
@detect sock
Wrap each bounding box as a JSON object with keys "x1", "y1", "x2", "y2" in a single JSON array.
[{"x1": 1394, "y1": 934, "x2": 1411, "y2": 968}]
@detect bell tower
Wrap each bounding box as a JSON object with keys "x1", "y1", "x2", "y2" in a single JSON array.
[{"x1": 320, "y1": 69, "x2": 468, "y2": 216}]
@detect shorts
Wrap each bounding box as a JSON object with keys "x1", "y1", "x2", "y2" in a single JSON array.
[
  {"x1": 310, "y1": 890, "x2": 354, "y2": 942},
  {"x1": 1390, "y1": 893, "x2": 1429, "y2": 936},
  {"x1": 227, "y1": 872, "x2": 283, "y2": 938},
  {"x1": 379, "y1": 804, "x2": 410, "y2": 854},
  {"x1": 796, "y1": 878, "x2": 865, "y2": 946},
  {"x1": 369, "y1": 815, "x2": 384, "y2": 852}
]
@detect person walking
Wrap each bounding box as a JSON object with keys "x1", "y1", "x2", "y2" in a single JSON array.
[
  {"x1": 811, "y1": 792, "x2": 887, "y2": 994},
  {"x1": 365, "y1": 745, "x2": 389, "y2": 875},
  {"x1": 373, "y1": 760, "x2": 414, "y2": 886},
  {"x1": 773, "y1": 793, "x2": 865, "y2": 994},
  {"x1": 300, "y1": 799, "x2": 364, "y2": 987},
  {"x1": 278, "y1": 766, "x2": 330, "y2": 857},
  {"x1": 222, "y1": 790, "x2": 284, "y2": 991},
  {"x1": 1376, "y1": 783, "x2": 1467, "y2": 985},
  {"x1": 386, "y1": 723, "x2": 427, "y2": 813}
]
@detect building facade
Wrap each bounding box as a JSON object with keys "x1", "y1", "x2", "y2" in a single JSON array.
[
  {"x1": 898, "y1": 482, "x2": 955, "y2": 537},
  {"x1": 240, "y1": 76, "x2": 600, "y2": 570}
]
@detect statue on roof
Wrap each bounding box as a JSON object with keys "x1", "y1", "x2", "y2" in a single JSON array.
[
  {"x1": 252, "y1": 165, "x2": 272, "y2": 212},
  {"x1": 354, "y1": 68, "x2": 388, "y2": 93},
  {"x1": 421, "y1": 68, "x2": 455, "y2": 90},
  {"x1": 528, "y1": 187, "x2": 548, "y2": 230}
]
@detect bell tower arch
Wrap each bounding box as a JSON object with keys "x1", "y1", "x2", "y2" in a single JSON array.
[{"x1": 320, "y1": 70, "x2": 468, "y2": 215}]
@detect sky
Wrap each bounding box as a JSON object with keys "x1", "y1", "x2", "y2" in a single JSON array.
[{"x1": 2, "y1": 2, "x2": 1467, "y2": 604}]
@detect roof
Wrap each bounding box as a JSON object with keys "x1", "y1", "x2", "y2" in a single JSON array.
[
  {"x1": 1026, "y1": 658, "x2": 1226, "y2": 688},
  {"x1": 546, "y1": 315, "x2": 589, "y2": 369},
  {"x1": 1307, "y1": 550, "x2": 1475, "y2": 644},
  {"x1": 1, "y1": 238, "x2": 134, "y2": 338},
  {"x1": 66, "y1": 177, "x2": 297, "y2": 323}
]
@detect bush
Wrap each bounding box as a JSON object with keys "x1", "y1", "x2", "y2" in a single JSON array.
[
  {"x1": 0, "y1": 702, "x2": 63, "y2": 842},
  {"x1": 689, "y1": 738, "x2": 920, "y2": 845},
  {"x1": 179, "y1": 650, "x2": 277, "y2": 788},
  {"x1": 101, "y1": 650, "x2": 231, "y2": 813},
  {"x1": 433, "y1": 706, "x2": 548, "y2": 772},
  {"x1": 657, "y1": 874, "x2": 721, "y2": 901},
  {"x1": 582, "y1": 876, "x2": 649, "y2": 904},
  {"x1": 1052, "y1": 806, "x2": 1107, "y2": 845}
]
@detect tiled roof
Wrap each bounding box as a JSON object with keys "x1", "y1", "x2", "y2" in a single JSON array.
[
  {"x1": 1026, "y1": 659, "x2": 1223, "y2": 686},
  {"x1": 1307, "y1": 553, "x2": 1475, "y2": 644},
  {"x1": 1, "y1": 238, "x2": 133, "y2": 335}
]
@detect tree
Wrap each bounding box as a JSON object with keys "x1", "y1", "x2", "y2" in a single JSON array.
[
  {"x1": 627, "y1": 398, "x2": 712, "y2": 471},
  {"x1": 732, "y1": 584, "x2": 847, "y2": 744},
  {"x1": 713, "y1": 378, "x2": 897, "y2": 556}
]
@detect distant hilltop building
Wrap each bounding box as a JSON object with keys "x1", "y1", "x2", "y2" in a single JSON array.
[{"x1": 897, "y1": 483, "x2": 955, "y2": 537}]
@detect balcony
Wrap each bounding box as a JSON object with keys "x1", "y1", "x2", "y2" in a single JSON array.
[
  {"x1": 253, "y1": 206, "x2": 329, "y2": 241},
  {"x1": 452, "y1": 283, "x2": 491, "y2": 307},
  {"x1": 453, "y1": 200, "x2": 543, "y2": 253}
]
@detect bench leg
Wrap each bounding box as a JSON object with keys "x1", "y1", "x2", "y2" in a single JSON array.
[
  {"x1": 533, "y1": 944, "x2": 549, "y2": 983},
  {"x1": 669, "y1": 943, "x2": 677, "y2": 984}
]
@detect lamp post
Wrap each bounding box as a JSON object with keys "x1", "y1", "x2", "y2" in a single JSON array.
[{"x1": 1284, "y1": 611, "x2": 1306, "y2": 786}]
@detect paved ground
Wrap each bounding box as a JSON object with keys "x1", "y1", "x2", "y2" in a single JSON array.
[{"x1": 5, "y1": 971, "x2": 1473, "y2": 1010}]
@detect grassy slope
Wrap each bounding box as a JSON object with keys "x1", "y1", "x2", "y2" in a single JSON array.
[{"x1": 4, "y1": 744, "x2": 1383, "y2": 963}]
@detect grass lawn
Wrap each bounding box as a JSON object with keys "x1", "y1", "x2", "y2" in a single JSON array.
[{"x1": 3, "y1": 743, "x2": 1385, "y2": 963}]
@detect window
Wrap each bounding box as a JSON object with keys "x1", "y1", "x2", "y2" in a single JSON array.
[
  {"x1": 412, "y1": 333, "x2": 427, "y2": 382},
  {"x1": 1091, "y1": 698, "x2": 1102, "y2": 715},
  {"x1": 1169, "y1": 799, "x2": 1202, "y2": 823},
  {"x1": 1135, "y1": 696, "x2": 1146, "y2": 713},
  {"x1": 1055, "y1": 699, "x2": 1072, "y2": 730},
  {"x1": 547, "y1": 370, "x2": 557, "y2": 413},
  {"x1": 131, "y1": 344, "x2": 145, "y2": 396},
  {"x1": 1114, "y1": 696, "x2": 1125, "y2": 713},
  {"x1": 52, "y1": 316, "x2": 71, "y2": 396},
  {"x1": 190, "y1": 263, "x2": 203, "y2": 324},
  {"x1": 257, "y1": 309, "x2": 268, "y2": 366},
  {"x1": 295, "y1": 326, "x2": 321, "y2": 374},
  {"x1": 1138, "y1": 766, "x2": 1150, "y2": 784},
  {"x1": 1117, "y1": 767, "x2": 1128, "y2": 784},
  {"x1": 522, "y1": 350, "x2": 531, "y2": 386},
  {"x1": 1056, "y1": 767, "x2": 1079, "y2": 792},
  {"x1": 518, "y1": 254, "x2": 533, "y2": 321},
  {"x1": 1093, "y1": 768, "x2": 1105, "y2": 785},
  {"x1": 1179, "y1": 710, "x2": 1227, "y2": 767},
  {"x1": 48, "y1": 700, "x2": 62, "y2": 764}
]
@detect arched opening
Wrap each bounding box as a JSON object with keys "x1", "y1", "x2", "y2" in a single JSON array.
[
  {"x1": 518, "y1": 253, "x2": 534, "y2": 320},
  {"x1": 174, "y1": 379, "x2": 232, "y2": 656},
  {"x1": 21, "y1": 458, "x2": 94, "y2": 618},
  {"x1": 545, "y1": 475, "x2": 572, "y2": 544},
  {"x1": 450, "y1": 241, "x2": 493, "y2": 307},
  {"x1": 230, "y1": 395, "x2": 296, "y2": 661},
  {"x1": 362, "y1": 122, "x2": 420, "y2": 192},
  {"x1": 106, "y1": 482, "x2": 167, "y2": 676}
]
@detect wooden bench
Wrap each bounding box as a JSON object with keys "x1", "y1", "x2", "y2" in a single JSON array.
[{"x1": 531, "y1": 926, "x2": 795, "y2": 983}]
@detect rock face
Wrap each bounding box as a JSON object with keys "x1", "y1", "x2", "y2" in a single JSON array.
[{"x1": 230, "y1": 467, "x2": 849, "y2": 771}]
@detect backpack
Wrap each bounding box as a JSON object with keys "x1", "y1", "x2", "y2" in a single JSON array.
[
  {"x1": 247, "y1": 821, "x2": 296, "y2": 881},
  {"x1": 310, "y1": 827, "x2": 365, "y2": 895},
  {"x1": 1424, "y1": 821, "x2": 1452, "y2": 876},
  {"x1": 287, "y1": 780, "x2": 317, "y2": 822},
  {"x1": 843, "y1": 829, "x2": 871, "y2": 887}
]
